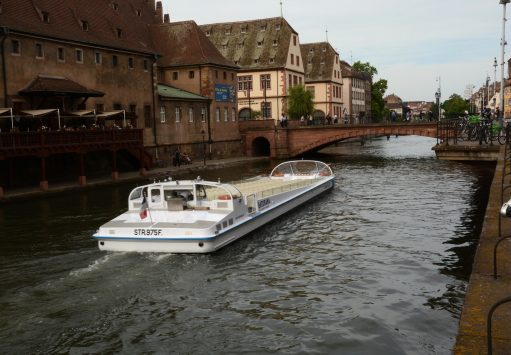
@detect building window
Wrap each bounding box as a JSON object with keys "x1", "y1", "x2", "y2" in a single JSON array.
[
  {"x1": 35, "y1": 43, "x2": 43, "y2": 58},
  {"x1": 273, "y1": 40, "x2": 278, "y2": 47},
  {"x1": 112, "y1": 55, "x2": 118, "y2": 67},
  {"x1": 11, "y1": 39, "x2": 20, "y2": 55},
  {"x1": 160, "y1": 106, "x2": 166, "y2": 123},
  {"x1": 288, "y1": 74, "x2": 292, "y2": 88},
  {"x1": 128, "y1": 57, "x2": 134, "y2": 69},
  {"x1": 216, "y1": 108, "x2": 220, "y2": 122},
  {"x1": 57, "y1": 47, "x2": 65, "y2": 62},
  {"x1": 175, "y1": 107, "x2": 181, "y2": 122},
  {"x1": 290, "y1": 54, "x2": 294, "y2": 65},
  {"x1": 143, "y1": 59, "x2": 148, "y2": 71},
  {"x1": 293, "y1": 35, "x2": 297, "y2": 46},
  {"x1": 296, "y1": 56, "x2": 300, "y2": 66},
  {"x1": 232, "y1": 108, "x2": 236, "y2": 122},
  {"x1": 257, "y1": 40, "x2": 263, "y2": 47},
  {"x1": 116, "y1": 28, "x2": 123, "y2": 38},
  {"x1": 293, "y1": 75, "x2": 298, "y2": 86},
  {"x1": 75, "y1": 49, "x2": 83, "y2": 63},
  {"x1": 260, "y1": 24, "x2": 266, "y2": 32},
  {"x1": 144, "y1": 105, "x2": 152, "y2": 128},
  {"x1": 81, "y1": 20, "x2": 89, "y2": 31},
  {"x1": 189, "y1": 107, "x2": 194, "y2": 122},
  {"x1": 42, "y1": 11, "x2": 50, "y2": 24},
  {"x1": 260, "y1": 74, "x2": 271, "y2": 90},
  {"x1": 112, "y1": 2, "x2": 119, "y2": 11},
  {"x1": 241, "y1": 26, "x2": 247, "y2": 33},
  {"x1": 261, "y1": 102, "x2": 271, "y2": 119},
  {"x1": 201, "y1": 108, "x2": 206, "y2": 122},
  {"x1": 129, "y1": 104, "x2": 137, "y2": 116},
  {"x1": 238, "y1": 75, "x2": 252, "y2": 91},
  {"x1": 95, "y1": 52, "x2": 102, "y2": 65},
  {"x1": 225, "y1": 28, "x2": 231, "y2": 35},
  {"x1": 231, "y1": 73, "x2": 235, "y2": 81},
  {"x1": 224, "y1": 108, "x2": 228, "y2": 122},
  {"x1": 136, "y1": 9, "x2": 142, "y2": 16},
  {"x1": 269, "y1": 57, "x2": 275, "y2": 64},
  {"x1": 223, "y1": 71, "x2": 227, "y2": 80},
  {"x1": 276, "y1": 24, "x2": 281, "y2": 31},
  {"x1": 189, "y1": 70, "x2": 195, "y2": 79},
  {"x1": 172, "y1": 71, "x2": 178, "y2": 80}
]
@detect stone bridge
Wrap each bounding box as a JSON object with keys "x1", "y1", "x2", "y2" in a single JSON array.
[{"x1": 240, "y1": 120, "x2": 438, "y2": 158}]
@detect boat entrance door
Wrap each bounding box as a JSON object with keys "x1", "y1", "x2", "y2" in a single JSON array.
[{"x1": 246, "y1": 194, "x2": 256, "y2": 214}]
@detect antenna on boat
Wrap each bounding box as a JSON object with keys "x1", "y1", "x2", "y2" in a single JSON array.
[{"x1": 218, "y1": 178, "x2": 221, "y2": 183}]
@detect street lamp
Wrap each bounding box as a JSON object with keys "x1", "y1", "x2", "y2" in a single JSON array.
[
  {"x1": 201, "y1": 129, "x2": 206, "y2": 166},
  {"x1": 435, "y1": 90, "x2": 441, "y2": 121},
  {"x1": 499, "y1": 0, "x2": 510, "y2": 125}
]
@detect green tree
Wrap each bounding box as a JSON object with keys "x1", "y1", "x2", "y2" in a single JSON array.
[
  {"x1": 287, "y1": 85, "x2": 314, "y2": 119},
  {"x1": 353, "y1": 61, "x2": 388, "y2": 122},
  {"x1": 442, "y1": 94, "x2": 468, "y2": 119}
]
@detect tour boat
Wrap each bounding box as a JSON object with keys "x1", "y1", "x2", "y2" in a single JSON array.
[{"x1": 93, "y1": 160, "x2": 335, "y2": 253}]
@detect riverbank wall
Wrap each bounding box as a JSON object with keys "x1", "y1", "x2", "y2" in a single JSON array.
[
  {"x1": 455, "y1": 145, "x2": 511, "y2": 354},
  {"x1": 0, "y1": 156, "x2": 269, "y2": 202}
]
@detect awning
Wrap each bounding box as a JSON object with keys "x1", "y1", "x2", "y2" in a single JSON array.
[
  {"x1": 21, "y1": 109, "x2": 61, "y2": 128},
  {"x1": 0, "y1": 108, "x2": 13, "y2": 129},
  {"x1": 96, "y1": 110, "x2": 126, "y2": 127},
  {"x1": 19, "y1": 75, "x2": 104, "y2": 97},
  {"x1": 68, "y1": 110, "x2": 95, "y2": 116}
]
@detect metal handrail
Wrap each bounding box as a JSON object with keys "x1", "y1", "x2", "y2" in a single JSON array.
[
  {"x1": 487, "y1": 296, "x2": 511, "y2": 355},
  {"x1": 493, "y1": 235, "x2": 511, "y2": 279}
]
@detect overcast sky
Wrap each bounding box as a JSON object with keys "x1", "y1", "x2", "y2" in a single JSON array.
[{"x1": 163, "y1": 0, "x2": 505, "y2": 102}]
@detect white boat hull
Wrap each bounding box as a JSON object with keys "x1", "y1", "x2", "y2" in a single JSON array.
[{"x1": 96, "y1": 178, "x2": 334, "y2": 253}]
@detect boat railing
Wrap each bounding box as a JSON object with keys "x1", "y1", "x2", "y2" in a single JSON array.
[{"x1": 256, "y1": 179, "x2": 318, "y2": 199}]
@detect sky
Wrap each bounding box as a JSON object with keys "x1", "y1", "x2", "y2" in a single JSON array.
[{"x1": 162, "y1": 0, "x2": 505, "y2": 102}]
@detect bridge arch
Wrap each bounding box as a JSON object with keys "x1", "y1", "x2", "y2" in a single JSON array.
[{"x1": 251, "y1": 136, "x2": 271, "y2": 156}]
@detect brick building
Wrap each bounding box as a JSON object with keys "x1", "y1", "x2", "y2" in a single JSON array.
[
  {"x1": 200, "y1": 17, "x2": 304, "y2": 120},
  {"x1": 301, "y1": 42, "x2": 343, "y2": 120},
  {"x1": 340, "y1": 60, "x2": 372, "y2": 123},
  {"x1": 0, "y1": 0, "x2": 164, "y2": 145},
  {"x1": 150, "y1": 19, "x2": 241, "y2": 159}
]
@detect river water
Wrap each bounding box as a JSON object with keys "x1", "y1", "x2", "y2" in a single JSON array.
[{"x1": 0, "y1": 136, "x2": 493, "y2": 354}]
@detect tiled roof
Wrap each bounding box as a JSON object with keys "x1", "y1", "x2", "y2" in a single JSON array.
[
  {"x1": 150, "y1": 21, "x2": 237, "y2": 68},
  {"x1": 158, "y1": 84, "x2": 209, "y2": 101},
  {"x1": 19, "y1": 75, "x2": 104, "y2": 97},
  {"x1": 301, "y1": 42, "x2": 337, "y2": 82},
  {"x1": 340, "y1": 60, "x2": 371, "y2": 81},
  {"x1": 0, "y1": 0, "x2": 160, "y2": 54},
  {"x1": 384, "y1": 94, "x2": 403, "y2": 104},
  {"x1": 199, "y1": 17, "x2": 296, "y2": 70}
]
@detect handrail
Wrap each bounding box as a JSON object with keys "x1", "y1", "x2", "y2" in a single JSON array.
[
  {"x1": 487, "y1": 296, "x2": 511, "y2": 355},
  {"x1": 493, "y1": 235, "x2": 511, "y2": 279}
]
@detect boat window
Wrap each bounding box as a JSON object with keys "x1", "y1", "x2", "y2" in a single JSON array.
[
  {"x1": 129, "y1": 187, "x2": 143, "y2": 200},
  {"x1": 150, "y1": 188, "x2": 161, "y2": 203}
]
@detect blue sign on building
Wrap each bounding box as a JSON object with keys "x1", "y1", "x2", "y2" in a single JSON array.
[{"x1": 215, "y1": 84, "x2": 235, "y2": 102}]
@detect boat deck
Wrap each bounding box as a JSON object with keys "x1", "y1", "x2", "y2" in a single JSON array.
[{"x1": 206, "y1": 177, "x2": 321, "y2": 200}]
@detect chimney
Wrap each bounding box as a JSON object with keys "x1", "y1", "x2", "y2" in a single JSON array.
[
  {"x1": 155, "y1": 1, "x2": 163, "y2": 23},
  {"x1": 164, "y1": 13, "x2": 170, "y2": 23}
]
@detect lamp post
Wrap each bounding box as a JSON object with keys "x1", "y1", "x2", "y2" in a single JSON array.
[
  {"x1": 435, "y1": 90, "x2": 441, "y2": 121},
  {"x1": 499, "y1": 0, "x2": 510, "y2": 126},
  {"x1": 494, "y1": 57, "x2": 498, "y2": 98},
  {"x1": 201, "y1": 129, "x2": 206, "y2": 166}
]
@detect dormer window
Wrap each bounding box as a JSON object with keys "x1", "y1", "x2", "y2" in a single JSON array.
[
  {"x1": 205, "y1": 30, "x2": 211, "y2": 37},
  {"x1": 241, "y1": 26, "x2": 247, "y2": 34},
  {"x1": 116, "y1": 28, "x2": 123, "y2": 38},
  {"x1": 225, "y1": 28, "x2": 231, "y2": 35},
  {"x1": 136, "y1": 9, "x2": 142, "y2": 16},
  {"x1": 257, "y1": 40, "x2": 263, "y2": 47},
  {"x1": 254, "y1": 58, "x2": 259, "y2": 64},
  {"x1": 273, "y1": 40, "x2": 278, "y2": 47},
  {"x1": 322, "y1": 47, "x2": 326, "y2": 52},
  {"x1": 309, "y1": 48, "x2": 314, "y2": 53},
  {"x1": 81, "y1": 20, "x2": 89, "y2": 31},
  {"x1": 276, "y1": 24, "x2": 281, "y2": 31},
  {"x1": 269, "y1": 57, "x2": 275, "y2": 64},
  {"x1": 42, "y1": 11, "x2": 50, "y2": 24},
  {"x1": 260, "y1": 24, "x2": 266, "y2": 32}
]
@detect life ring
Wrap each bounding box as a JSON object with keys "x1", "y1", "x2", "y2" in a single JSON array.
[
  {"x1": 218, "y1": 195, "x2": 232, "y2": 200},
  {"x1": 273, "y1": 172, "x2": 284, "y2": 177},
  {"x1": 319, "y1": 171, "x2": 330, "y2": 176}
]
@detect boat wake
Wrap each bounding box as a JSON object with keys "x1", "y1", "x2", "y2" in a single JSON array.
[{"x1": 69, "y1": 254, "x2": 118, "y2": 276}]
